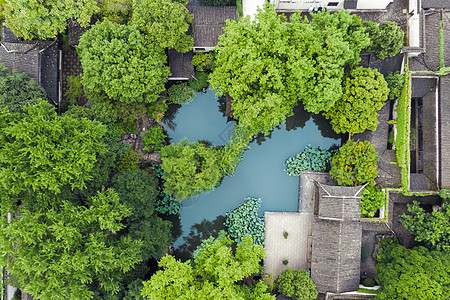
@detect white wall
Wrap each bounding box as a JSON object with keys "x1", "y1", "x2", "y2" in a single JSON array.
[{"x1": 244, "y1": 0, "x2": 266, "y2": 21}]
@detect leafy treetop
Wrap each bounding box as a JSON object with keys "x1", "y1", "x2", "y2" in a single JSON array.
[{"x1": 275, "y1": 269, "x2": 318, "y2": 300}]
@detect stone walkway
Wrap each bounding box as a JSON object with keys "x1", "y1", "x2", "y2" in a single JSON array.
[{"x1": 264, "y1": 212, "x2": 312, "y2": 279}]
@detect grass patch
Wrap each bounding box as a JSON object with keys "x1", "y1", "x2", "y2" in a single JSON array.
[
  {"x1": 357, "y1": 288, "x2": 378, "y2": 295},
  {"x1": 439, "y1": 21, "x2": 445, "y2": 69}
]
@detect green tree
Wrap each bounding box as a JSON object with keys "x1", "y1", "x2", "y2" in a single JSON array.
[
  {"x1": 386, "y1": 71, "x2": 405, "y2": 100},
  {"x1": 3, "y1": 0, "x2": 99, "y2": 40},
  {"x1": 210, "y1": 5, "x2": 369, "y2": 135},
  {"x1": 324, "y1": 67, "x2": 389, "y2": 135},
  {"x1": 401, "y1": 201, "x2": 450, "y2": 253},
  {"x1": 0, "y1": 189, "x2": 143, "y2": 300},
  {"x1": 0, "y1": 100, "x2": 106, "y2": 211},
  {"x1": 375, "y1": 242, "x2": 450, "y2": 299},
  {"x1": 167, "y1": 82, "x2": 196, "y2": 105},
  {"x1": 330, "y1": 140, "x2": 379, "y2": 186},
  {"x1": 275, "y1": 269, "x2": 318, "y2": 300},
  {"x1": 0, "y1": 71, "x2": 47, "y2": 113},
  {"x1": 360, "y1": 182, "x2": 385, "y2": 217},
  {"x1": 142, "y1": 232, "x2": 274, "y2": 299},
  {"x1": 112, "y1": 169, "x2": 159, "y2": 220},
  {"x1": 78, "y1": 20, "x2": 170, "y2": 104},
  {"x1": 142, "y1": 126, "x2": 167, "y2": 151},
  {"x1": 130, "y1": 0, "x2": 193, "y2": 52},
  {"x1": 371, "y1": 21, "x2": 404, "y2": 60},
  {"x1": 160, "y1": 139, "x2": 222, "y2": 199}
]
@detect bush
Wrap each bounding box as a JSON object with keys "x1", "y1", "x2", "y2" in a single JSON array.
[
  {"x1": 117, "y1": 150, "x2": 140, "y2": 172},
  {"x1": 386, "y1": 71, "x2": 405, "y2": 100},
  {"x1": 167, "y1": 82, "x2": 196, "y2": 105},
  {"x1": 99, "y1": 0, "x2": 130, "y2": 24},
  {"x1": 224, "y1": 197, "x2": 265, "y2": 246},
  {"x1": 372, "y1": 21, "x2": 404, "y2": 60},
  {"x1": 219, "y1": 124, "x2": 252, "y2": 177},
  {"x1": 330, "y1": 140, "x2": 379, "y2": 186},
  {"x1": 275, "y1": 269, "x2": 318, "y2": 300},
  {"x1": 440, "y1": 189, "x2": 450, "y2": 201},
  {"x1": 149, "y1": 163, "x2": 182, "y2": 215},
  {"x1": 0, "y1": 71, "x2": 47, "y2": 113},
  {"x1": 362, "y1": 277, "x2": 376, "y2": 287},
  {"x1": 188, "y1": 71, "x2": 209, "y2": 92},
  {"x1": 283, "y1": 231, "x2": 288, "y2": 239},
  {"x1": 282, "y1": 260, "x2": 288, "y2": 265},
  {"x1": 148, "y1": 99, "x2": 169, "y2": 123},
  {"x1": 142, "y1": 126, "x2": 166, "y2": 152},
  {"x1": 361, "y1": 183, "x2": 385, "y2": 217},
  {"x1": 64, "y1": 74, "x2": 84, "y2": 106},
  {"x1": 191, "y1": 53, "x2": 214, "y2": 72},
  {"x1": 284, "y1": 145, "x2": 333, "y2": 176}
]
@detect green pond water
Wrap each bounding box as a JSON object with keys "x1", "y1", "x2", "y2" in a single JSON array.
[{"x1": 162, "y1": 89, "x2": 341, "y2": 258}]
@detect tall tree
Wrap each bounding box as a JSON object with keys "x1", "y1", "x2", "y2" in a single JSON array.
[
  {"x1": 3, "y1": 0, "x2": 99, "y2": 40},
  {"x1": 0, "y1": 71, "x2": 47, "y2": 113},
  {"x1": 324, "y1": 66, "x2": 389, "y2": 135},
  {"x1": 402, "y1": 201, "x2": 450, "y2": 253},
  {"x1": 130, "y1": 0, "x2": 193, "y2": 52},
  {"x1": 0, "y1": 189, "x2": 143, "y2": 300},
  {"x1": 78, "y1": 20, "x2": 170, "y2": 104},
  {"x1": 142, "y1": 232, "x2": 274, "y2": 299},
  {"x1": 160, "y1": 139, "x2": 222, "y2": 199},
  {"x1": 375, "y1": 241, "x2": 450, "y2": 299},
  {"x1": 210, "y1": 5, "x2": 369, "y2": 135},
  {"x1": 0, "y1": 100, "x2": 106, "y2": 212}
]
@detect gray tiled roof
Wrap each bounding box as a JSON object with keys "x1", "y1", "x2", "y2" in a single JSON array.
[
  {"x1": 188, "y1": 6, "x2": 237, "y2": 48},
  {"x1": 67, "y1": 19, "x2": 89, "y2": 46},
  {"x1": 168, "y1": 50, "x2": 194, "y2": 80},
  {"x1": 422, "y1": 0, "x2": 449, "y2": 9},
  {"x1": 440, "y1": 75, "x2": 450, "y2": 189}
]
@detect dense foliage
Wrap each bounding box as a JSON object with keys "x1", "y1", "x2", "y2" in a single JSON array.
[
  {"x1": 360, "y1": 183, "x2": 385, "y2": 217},
  {"x1": 402, "y1": 201, "x2": 450, "y2": 253},
  {"x1": 191, "y1": 52, "x2": 214, "y2": 72},
  {"x1": 224, "y1": 197, "x2": 265, "y2": 246},
  {"x1": 324, "y1": 66, "x2": 389, "y2": 135},
  {"x1": 219, "y1": 124, "x2": 252, "y2": 176},
  {"x1": 149, "y1": 163, "x2": 183, "y2": 215},
  {"x1": 160, "y1": 139, "x2": 222, "y2": 199},
  {"x1": 142, "y1": 232, "x2": 274, "y2": 299},
  {"x1": 167, "y1": 82, "x2": 196, "y2": 105},
  {"x1": 0, "y1": 189, "x2": 143, "y2": 299},
  {"x1": 188, "y1": 71, "x2": 209, "y2": 92},
  {"x1": 78, "y1": 20, "x2": 170, "y2": 104},
  {"x1": 330, "y1": 140, "x2": 379, "y2": 186},
  {"x1": 284, "y1": 145, "x2": 333, "y2": 176},
  {"x1": 386, "y1": 71, "x2": 405, "y2": 100},
  {"x1": 375, "y1": 241, "x2": 450, "y2": 299},
  {"x1": 210, "y1": 5, "x2": 370, "y2": 134},
  {"x1": 3, "y1": 0, "x2": 99, "y2": 39},
  {"x1": 130, "y1": 0, "x2": 193, "y2": 52},
  {"x1": 370, "y1": 21, "x2": 404, "y2": 60},
  {"x1": 0, "y1": 100, "x2": 106, "y2": 212},
  {"x1": 275, "y1": 269, "x2": 318, "y2": 300},
  {"x1": 0, "y1": 71, "x2": 47, "y2": 113},
  {"x1": 142, "y1": 126, "x2": 166, "y2": 152}
]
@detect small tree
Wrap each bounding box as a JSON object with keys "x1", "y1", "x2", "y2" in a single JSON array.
[
  {"x1": 371, "y1": 21, "x2": 404, "y2": 60},
  {"x1": 0, "y1": 71, "x2": 47, "y2": 113},
  {"x1": 386, "y1": 71, "x2": 405, "y2": 100},
  {"x1": 275, "y1": 269, "x2": 318, "y2": 300},
  {"x1": 360, "y1": 183, "x2": 385, "y2": 217},
  {"x1": 78, "y1": 20, "x2": 170, "y2": 104},
  {"x1": 167, "y1": 82, "x2": 196, "y2": 105},
  {"x1": 330, "y1": 140, "x2": 379, "y2": 186},
  {"x1": 324, "y1": 66, "x2": 389, "y2": 135},
  {"x1": 142, "y1": 126, "x2": 167, "y2": 152},
  {"x1": 160, "y1": 139, "x2": 222, "y2": 199}
]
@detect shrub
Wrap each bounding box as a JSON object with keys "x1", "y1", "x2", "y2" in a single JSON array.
[
  {"x1": 64, "y1": 74, "x2": 84, "y2": 106},
  {"x1": 275, "y1": 269, "x2": 318, "y2": 300},
  {"x1": 191, "y1": 53, "x2": 214, "y2": 72},
  {"x1": 148, "y1": 99, "x2": 169, "y2": 123},
  {"x1": 284, "y1": 145, "x2": 333, "y2": 176},
  {"x1": 372, "y1": 21, "x2": 404, "y2": 60},
  {"x1": 219, "y1": 124, "x2": 252, "y2": 177},
  {"x1": 386, "y1": 71, "x2": 405, "y2": 100},
  {"x1": 224, "y1": 197, "x2": 265, "y2": 246},
  {"x1": 361, "y1": 183, "x2": 385, "y2": 217},
  {"x1": 330, "y1": 140, "x2": 379, "y2": 186},
  {"x1": 142, "y1": 126, "x2": 166, "y2": 152},
  {"x1": 362, "y1": 277, "x2": 376, "y2": 287},
  {"x1": 283, "y1": 231, "x2": 288, "y2": 239},
  {"x1": 117, "y1": 150, "x2": 140, "y2": 172},
  {"x1": 99, "y1": 0, "x2": 130, "y2": 24},
  {"x1": 167, "y1": 82, "x2": 196, "y2": 105},
  {"x1": 188, "y1": 71, "x2": 209, "y2": 92},
  {"x1": 439, "y1": 189, "x2": 450, "y2": 201},
  {"x1": 149, "y1": 163, "x2": 182, "y2": 215},
  {"x1": 282, "y1": 260, "x2": 288, "y2": 265}
]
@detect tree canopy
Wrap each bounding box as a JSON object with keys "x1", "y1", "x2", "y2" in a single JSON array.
[
  {"x1": 0, "y1": 71, "x2": 47, "y2": 113},
  {"x1": 78, "y1": 20, "x2": 170, "y2": 104},
  {"x1": 210, "y1": 4, "x2": 369, "y2": 134},
  {"x1": 3, "y1": 0, "x2": 99, "y2": 40},
  {"x1": 0, "y1": 100, "x2": 106, "y2": 211},
  {"x1": 275, "y1": 269, "x2": 318, "y2": 300},
  {"x1": 371, "y1": 21, "x2": 404, "y2": 60},
  {"x1": 160, "y1": 139, "x2": 222, "y2": 199},
  {"x1": 142, "y1": 232, "x2": 274, "y2": 299},
  {"x1": 130, "y1": 0, "x2": 193, "y2": 52},
  {"x1": 401, "y1": 201, "x2": 450, "y2": 253},
  {"x1": 330, "y1": 140, "x2": 379, "y2": 186},
  {"x1": 375, "y1": 241, "x2": 450, "y2": 300},
  {"x1": 324, "y1": 66, "x2": 389, "y2": 135},
  {"x1": 0, "y1": 189, "x2": 143, "y2": 299}
]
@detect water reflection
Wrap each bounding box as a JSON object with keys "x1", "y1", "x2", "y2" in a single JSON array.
[
  {"x1": 285, "y1": 103, "x2": 311, "y2": 131},
  {"x1": 174, "y1": 215, "x2": 227, "y2": 261},
  {"x1": 312, "y1": 113, "x2": 346, "y2": 141},
  {"x1": 163, "y1": 104, "x2": 181, "y2": 131}
]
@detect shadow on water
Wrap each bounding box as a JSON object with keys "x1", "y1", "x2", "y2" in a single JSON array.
[
  {"x1": 159, "y1": 213, "x2": 183, "y2": 244},
  {"x1": 217, "y1": 95, "x2": 227, "y2": 117},
  {"x1": 312, "y1": 113, "x2": 346, "y2": 142},
  {"x1": 174, "y1": 215, "x2": 227, "y2": 262},
  {"x1": 285, "y1": 103, "x2": 312, "y2": 131},
  {"x1": 162, "y1": 104, "x2": 182, "y2": 131}
]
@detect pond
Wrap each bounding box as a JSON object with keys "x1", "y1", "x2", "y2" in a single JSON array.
[{"x1": 162, "y1": 89, "x2": 342, "y2": 260}]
